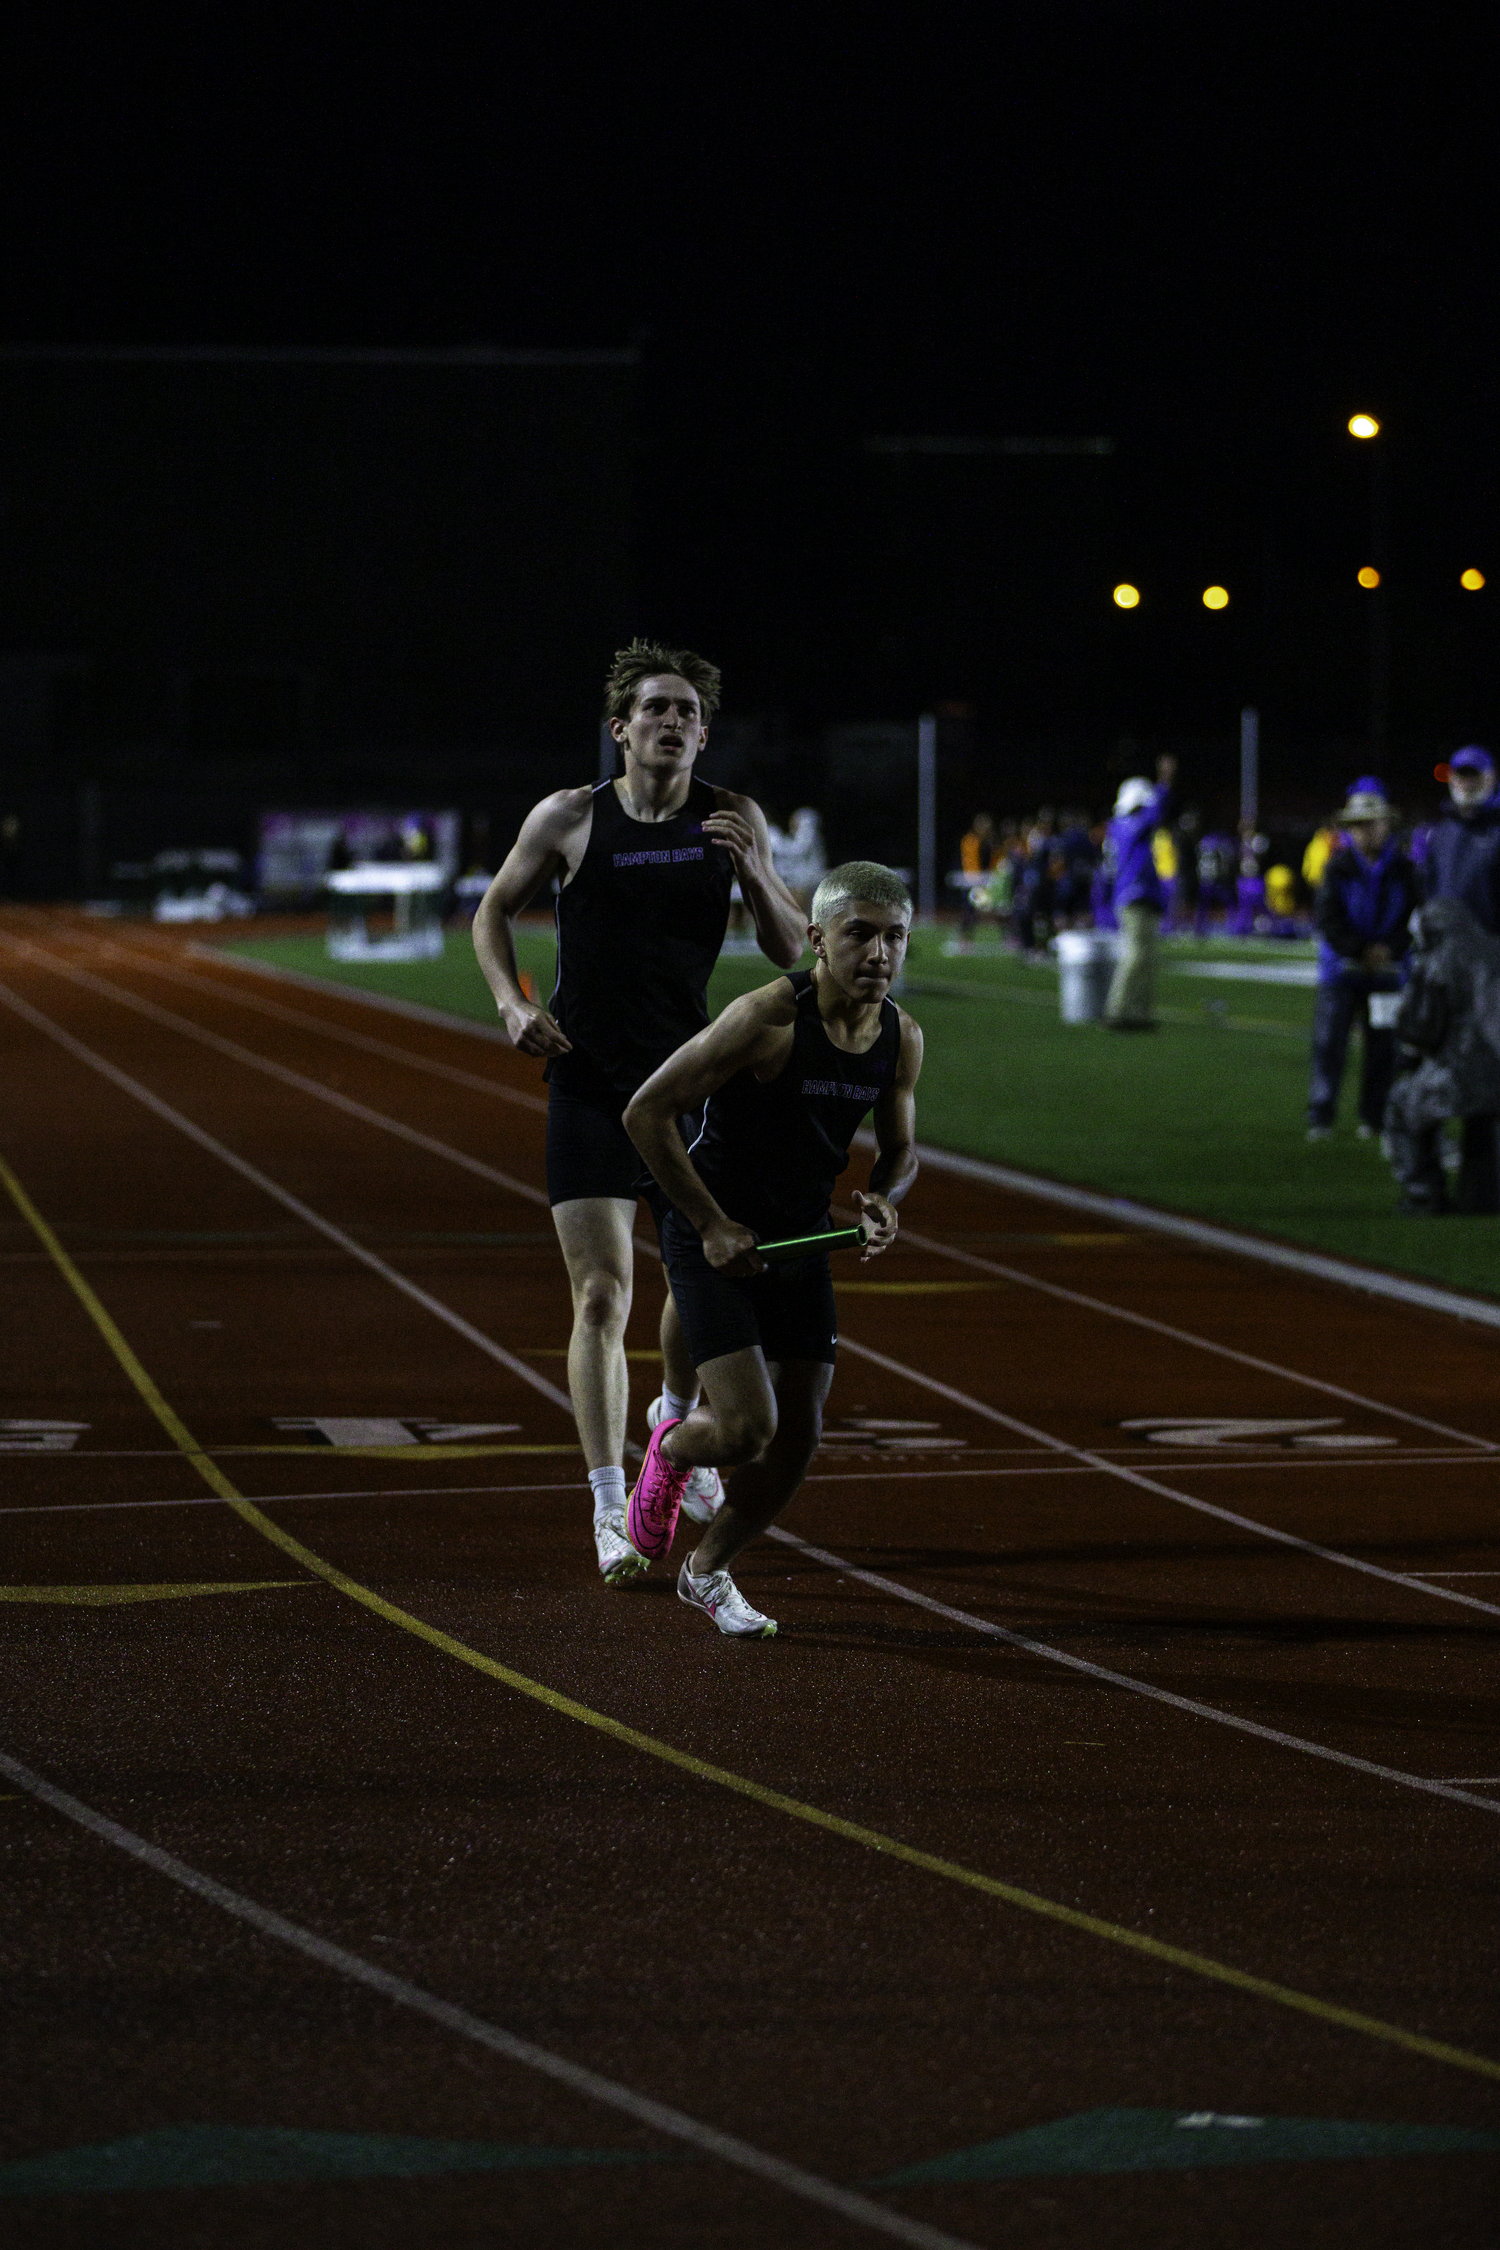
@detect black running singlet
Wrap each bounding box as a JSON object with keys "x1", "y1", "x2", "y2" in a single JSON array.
[
  {"x1": 548, "y1": 776, "x2": 735, "y2": 1096},
  {"x1": 689, "y1": 970, "x2": 903, "y2": 1235}
]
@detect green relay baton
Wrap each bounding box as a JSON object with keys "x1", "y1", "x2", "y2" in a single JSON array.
[{"x1": 753, "y1": 1219, "x2": 873, "y2": 1267}]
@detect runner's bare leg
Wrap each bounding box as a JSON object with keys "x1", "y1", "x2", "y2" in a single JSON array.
[
  {"x1": 659, "y1": 1292, "x2": 699, "y2": 1404},
  {"x1": 551, "y1": 1197, "x2": 635, "y2": 1470},
  {"x1": 667, "y1": 1353, "x2": 833, "y2": 1574}
]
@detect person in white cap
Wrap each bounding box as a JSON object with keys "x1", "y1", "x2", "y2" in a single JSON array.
[
  {"x1": 1426, "y1": 746, "x2": 1500, "y2": 930},
  {"x1": 1102, "y1": 754, "x2": 1177, "y2": 1028},
  {"x1": 1391, "y1": 746, "x2": 1500, "y2": 1210},
  {"x1": 1307, "y1": 778, "x2": 1418, "y2": 1140}
]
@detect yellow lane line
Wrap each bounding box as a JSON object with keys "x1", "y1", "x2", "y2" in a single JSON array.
[
  {"x1": 4, "y1": 1149, "x2": 1498, "y2": 2090},
  {"x1": 0, "y1": 1157, "x2": 241, "y2": 1505}
]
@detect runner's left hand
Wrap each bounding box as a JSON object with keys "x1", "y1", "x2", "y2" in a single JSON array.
[
  {"x1": 853, "y1": 1191, "x2": 898, "y2": 1261},
  {"x1": 701, "y1": 811, "x2": 763, "y2": 881}
]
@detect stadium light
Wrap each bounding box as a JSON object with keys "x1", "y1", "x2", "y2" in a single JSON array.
[
  {"x1": 1348, "y1": 413, "x2": 1381, "y2": 439},
  {"x1": 1357, "y1": 565, "x2": 1381, "y2": 589},
  {"x1": 1461, "y1": 567, "x2": 1486, "y2": 591},
  {"x1": 1112, "y1": 583, "x2": 1140, "y2": 609},
  {"x1": 1201, "y1": 585, "x2": 1229, "y2": 610}
]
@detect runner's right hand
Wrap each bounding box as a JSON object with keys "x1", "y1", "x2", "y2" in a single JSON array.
[
  {"x1": 501, "y1": 1000, "x2": 572, "y2": 1058},
  {"x1": 702, "y1": 1219, "x2": 763, "y2": 1276}
]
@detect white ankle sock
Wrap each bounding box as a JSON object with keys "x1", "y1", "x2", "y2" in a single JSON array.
[
  {"x1": 588, "y1": 1466, "x2": 627, "y2": 1523},
  {"x1": 661, "y1": 1387, "x2": 698, "y2": 1422}
]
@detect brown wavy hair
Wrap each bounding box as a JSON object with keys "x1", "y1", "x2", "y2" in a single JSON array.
[{"x1": 604, "y1": 638, "x2": 722, "y2": 724}]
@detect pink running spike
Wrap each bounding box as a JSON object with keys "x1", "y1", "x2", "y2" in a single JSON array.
[{"x1": 625, "y1": 1418, "x2": 690, "y2": 1562}]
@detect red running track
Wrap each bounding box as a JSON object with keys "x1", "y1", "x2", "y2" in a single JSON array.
[{"x1": 0, "y1": 910, "x2": 1497, "y2": 2247}]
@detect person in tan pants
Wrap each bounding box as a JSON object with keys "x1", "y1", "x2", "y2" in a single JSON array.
[{"x1": 1103, "y1": 755, "x2": 1177, "y2": 1029}]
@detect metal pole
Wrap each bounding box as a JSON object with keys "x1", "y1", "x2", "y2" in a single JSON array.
[
  {"x1": 599, "y1": 720, "x2": 616, "y2": 782},
  {"x1": 918, "y1": 712, "x2": 937, "y2": 920},
  {"x1": 1369, "y1": 444, "x2": 1390, "y2": 761},
  {"x1": 78, "y1": 780, "x2": 102, "y2": 898},
  {"x1": 1239, "y1": 707, "x2": 1259, "y2": 829}
]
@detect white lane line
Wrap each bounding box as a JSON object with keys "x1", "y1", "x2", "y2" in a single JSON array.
[
  {"x1": 805, "y1": 1452, "x2": 1500, "y2": 1484},
  {"x1": 834, "y1": 1337, "x2": 1500, "y2": 1623},
  {"x1": 0, "y1": 1495, "x2": 225, "y2": 1517},
  {"x1": 114, "y1": 927, "x2": 1500, "y2": 1338},
  {"x1": 188, "y1": 939, "x2": 537, "y2": 1057},
  {"x1": 0, "y1": 1749, "x2": 975, "y2": 2250},
  {"x1": 4, "y1": 1460, "x2": 1492, "y2": 1528},
  {"x1": 1, "y1": 940, "x2": 550, "y2": 1212},
  {"x1": 94, "y1": 937, "x2": 550, "y2": 1115},
  {"x1": 20, "y1": 949, "x2": 1494, "y2": 1625},
  {"x1": 7, "y1": 1445, "x2": 1496, "y2": 1478},
  {"x1": 0, "y1": 1482, "x2": 583, "y2": 1519},
  {"x1": 5, "y1": 1487, "x2": 1490, "y2": 1825},
  {"x1": 7, "y1": 970, "x2": 1496, "y2": 1814},
  {"x1": 898, "y1": 1140, "x2": 1500, "y2": 1334},
  {"x1": 75, "y1": 933, "x2": 1500, "y2": 1449},
  {"x1": 810, "y1": 1448, "x2": 1494, "y2": 1474},
  {"x1": 893, "y1": 1223, "x2": 1499, "y2": 1454},
  {"x1": 0, "y1": 979, "x2": 574, "y2": 1421},
  {"x1": 762, "y1": 1528, "x2": 1500, "y2": 1817}
]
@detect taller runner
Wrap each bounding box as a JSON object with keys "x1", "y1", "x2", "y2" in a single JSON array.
[{"x1": 472, "y1": 640, "x2": 807, "y2": 1582}]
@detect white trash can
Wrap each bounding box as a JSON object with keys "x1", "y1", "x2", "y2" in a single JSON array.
[{"x1": 1055, "y1": 929, "x2": 1118, "y2": 1023}]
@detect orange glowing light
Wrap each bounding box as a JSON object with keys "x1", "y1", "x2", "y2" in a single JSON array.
[
  {"x1": 1357, "y1": 566, "x2": 1381, "y2": 589},
  {"x1": 1461, "y1": 568, "x2": 1486, "y2": 591}
]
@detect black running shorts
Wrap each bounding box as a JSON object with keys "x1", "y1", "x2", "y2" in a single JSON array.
[
  {"x1": 545, "y1": 1080, "x2": 697, "y2": 1220},
  {"x1": 659, "y1": 1208, "x2": 839, "y2": 1368},
  {"x1": 545, "y1": 1080, "x2": 651, "y2": 1206}
]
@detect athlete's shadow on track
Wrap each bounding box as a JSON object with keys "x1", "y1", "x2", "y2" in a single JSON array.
[
  {"x1": 849, "y1": 1535, "x2": 1500, "y2": 1580},
  {"x1": 762, "y1": 1618, "x2": 1500, "y2": 1743}
]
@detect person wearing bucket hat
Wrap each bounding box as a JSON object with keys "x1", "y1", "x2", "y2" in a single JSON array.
[
  {"x1": 1306, "y1": 779, "x2": 1418, "y2": 1141},
  {"x1": 1102, "y1": 753, "x2": 1177, "y2": 1027}
]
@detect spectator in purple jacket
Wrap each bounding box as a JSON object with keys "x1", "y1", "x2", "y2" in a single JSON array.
[
  {"x1": 1103, "y1": 755, "x2": 1177, "y2": 1028},
  {"x1": 1306, "y1": 780, "x2": 1418, "y2": 1140}
]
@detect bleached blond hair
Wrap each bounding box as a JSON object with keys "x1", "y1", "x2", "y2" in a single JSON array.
[{"x1": 810, "y1": 860, "x2": 913, "y2": 926}]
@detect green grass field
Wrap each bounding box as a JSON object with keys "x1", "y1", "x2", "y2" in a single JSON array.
[{"x1": 223, "y1": 924, "x2": 1500, "y2": 1302}]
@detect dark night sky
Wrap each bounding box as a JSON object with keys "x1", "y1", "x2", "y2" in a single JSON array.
[{"x1": 4, "y1": 9, "x2": 1497, "y2": 799}]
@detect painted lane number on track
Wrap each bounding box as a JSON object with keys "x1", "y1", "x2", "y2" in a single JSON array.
[
  {"x1": 274, "y1": 1418, "x2": 523, "y2": 1449},
  {"x1": 1122, "y1": 1417, "x2": 1397, "y2": 1450},
  {"x1": 0, "y1": 1421, "x2": 88, "y2": 1452},
  {"x1": 820, "y1": 1416, "x2": 968, "y2": 1453}
]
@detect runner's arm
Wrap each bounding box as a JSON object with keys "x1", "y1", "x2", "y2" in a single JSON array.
[
  {"x1": 857, "y1": 1016, "x2": 924, "y2": 1261},
  {"x1": 472, "y1": 791, "x2": 586, "y2": 1056},
  {"x1": 624, "y1": 990, "x2": 795, "y2": 1272},
  {"x1": 705, "y1": 790, "x2": 808, "y2": 968}
]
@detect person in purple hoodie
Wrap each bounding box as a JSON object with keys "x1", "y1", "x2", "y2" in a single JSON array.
[
  {"x1": 1306, "y1": 779, "x2": 1419, "y2": 1140},
  {"x1": 1103, "y1": 754, "x2": 1176, "y2": 1028}
]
